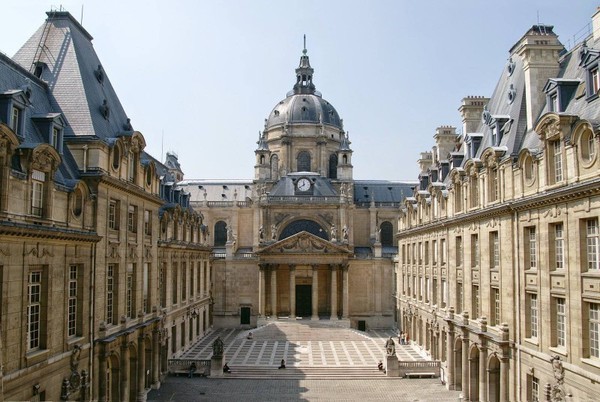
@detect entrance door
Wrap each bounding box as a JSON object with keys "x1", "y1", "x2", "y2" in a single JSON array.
[
  {"x1": 296, "y1": 285, "x2": 312, "y2": 317},
  {"x1": 240, "y1": 307, "x2": 251, "y2": 325}
]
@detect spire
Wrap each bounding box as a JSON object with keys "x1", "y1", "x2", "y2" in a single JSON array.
[{"x1": 293, "y1": 35, "x2": 316, "y2": 95}]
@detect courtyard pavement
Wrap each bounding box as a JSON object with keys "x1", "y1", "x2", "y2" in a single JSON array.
[{"x1": 147, "y1": 320, "x2": 463, "y2": 401}]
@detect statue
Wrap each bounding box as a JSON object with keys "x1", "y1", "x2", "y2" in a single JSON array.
[
  {"x1": 385, "y1": 337, "x2": 396, "y2": 356},
  {"x1": 271, "y1": 224, "x2": 277, "y2": 241},
  {"x1": 227, "y1": 226, "x2": 234, "y2": 242},
  {"x1": 342, "y1": 225, "x2": 349, "y2": 241},
  {"x1": 330, "y1": 224, "x2": 337, "y2": 242},
  {"x1": 259, "y1": 225, "x2": 265, "y2": 241},
  {"x1": 212, "y1": 336, "x2": 224, "y2": 358}
]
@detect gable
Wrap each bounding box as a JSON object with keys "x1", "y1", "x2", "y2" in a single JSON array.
[{"x1": 258, "y1": 231, "x2": 350, "y2": 255}]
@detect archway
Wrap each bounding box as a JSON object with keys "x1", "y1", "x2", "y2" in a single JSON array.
[
  {"x1": 108, "y1": 353, "x2": 120, "y2": 402},
  {"x1": 469, "y1": 346, "x2": 480, "y2": 402},
  {"x1": 488, "y1": 354, "x2": 501, "y2": 402},
  {"x1": 454, "y1": 338, "x2": 463, "y2": 391},
  {"x1": 279, "y1": 220, "x2": 328, "y2": 240}
]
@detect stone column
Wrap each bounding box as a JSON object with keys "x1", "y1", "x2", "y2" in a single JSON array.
[
  {"x1": 137, "y1": 336, "x2": 146, "y2": 402},
  {"x1": 98, "y1": 347, "x2": 107, "y2": 402},
  {"x1": 500, "y1": 356, "x2": 509, "y2": 402},
  {"x1": 152, "y1": 329, "x2": 160, "y2": 388},
  {"x1": 120, "y1": 341, "x2": 130, "y2": 402},
  {"x1": 479, "y1": 345, "x2": 487, "y2": 402},
  {"x1": 461, "y1": 337, "x2": 469, "y2": 397},
  {"x1": 446, "y1": 329, "x2": 455, "y2": 390},
  {"x1": 330, "y1": 265, "x2": 338, "y2": 320},
  {"x1": 289, "y1": 265, "x2": 296, "y2": 318},
  {"x1": 259, "y1": 264, "x2": 266, "y2": 316},
  {"x1": 270, "y1": 265, "x2": 277, "y2": 317},
  {"x1": 342, "y1": 264, "x2": 349, "y2": 319},
  {"x1": 311, "y1": 265, "x2": 319, "y2": 320}
]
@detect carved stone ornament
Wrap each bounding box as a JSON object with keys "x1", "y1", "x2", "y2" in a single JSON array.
[
  {"x1": 32, "y1": 148, "x2": 57, "y2": 172},
  {"x1": 549, "y1": 355, "x2": 567, "y2": 402},
  {"x1": 546, "y1": 121, "x2": 561, "y2": 140}
]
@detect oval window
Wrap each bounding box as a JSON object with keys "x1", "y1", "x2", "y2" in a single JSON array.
[
  {"x1": 73, "y1": 188, "x2": 83, "y2": 217},
  {"x1": 112, "y1": 144, "x2": 121, "y2": 170}
]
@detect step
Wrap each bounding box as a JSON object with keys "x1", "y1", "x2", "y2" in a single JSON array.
[{"x1": 218, "y1": 365, "x2": 391, "y2": 380}]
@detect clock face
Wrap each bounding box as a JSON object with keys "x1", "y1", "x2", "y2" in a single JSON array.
[{"x1": 297, "y1": 178, "x2": 311, "y2": 192}]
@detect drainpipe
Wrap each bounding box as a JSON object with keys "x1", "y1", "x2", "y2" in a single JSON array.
[
  {"x1": 89, "y1": 241, "x2": 96, "y2": 399},
  {"x1": 513, "y1": 207, "x2": 522, "y2": 400},
  {"x1": 82, "y1": 145, "x2": 88, "y2": 173}
]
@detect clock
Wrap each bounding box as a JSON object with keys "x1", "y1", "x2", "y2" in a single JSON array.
[{"x1": 296, "y1": 178, "x2": 311, "y2": 192}]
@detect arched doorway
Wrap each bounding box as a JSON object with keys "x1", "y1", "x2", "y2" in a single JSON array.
[
  {"x1": 454, "y1": 338, "x2": 463, "y2": 391},
  {"x1": 108, "y1": 353, "x2": 120, "y2": 402},
  {"x1": 469, "y1": 346, "x2": 480, "y2": 402},
  {"x1": 488, "y1": 354, "x2": 501, "y2": 402}
]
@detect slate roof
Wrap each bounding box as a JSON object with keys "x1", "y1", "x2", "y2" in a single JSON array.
[{"x1": 353, "y1": 180, "x2": 417, "y2": 205}]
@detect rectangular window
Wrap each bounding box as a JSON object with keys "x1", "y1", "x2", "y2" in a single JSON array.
[
  {"x1": 472, "y1": 285, "x2": 480, "y2": 318},
  {"x1": 432, "y1": 240, "x2": 438, "y2": 265},
  {"x1": 182, "y1": 263, "x2": 187, "y2": 302},
  {"x1": 470, "y1": 176, "x2": 479, "y2": 208},
  {"x1": 417, "y1": 242, "x2": 422, "y2": 264},
  {"x1": 107, "y1": 264, "x2": 116, "y2": 325},
  {"x1": 556, "y1": 298, "x2": 566, "y2": 348},
  {"x1": 424, "y1": 242, "x2": 429, "y2": 265},
  {"x1": 471, "y1": 234, "x2": 479, "y2": 268},
  {"x1": 144, "y1": 210, "x2": 152, "y2": 236},
  {"x1": 590, "y1": 303, "x2": 600, "y2": 359},
  {"x1": 490, "y1": 231, "x2": 499, "y2": 269},
  {"x1": 11, "y1": 106, "x2": 20, "y2": 134},
  {"x1": 51, "y1": 127, "x2": 61, "y2": 151},
  {"x1": 551, "y1": 93, "x2": 559, "y2": 112},
  {"x1": 432, "y1": 278, "x2": 437, "y2": 305},
  {"x1": 126, "y1": 272, "x2": 134, "y2": 319},
  {"x1": 143, "y1": 263, "x2": 149, "y2": 314},
  {"x1": 587, "y1": 218, "x2": 599, "y2": 270},
  {"x1": 456, "y1": 236, "x2": 463, "y2": 267},
  {"x1": 27, "y1": 270, "x2": 42, "y2": 350},
  {"x1": 489, "y1": 167, "x2": 499, "y2": 202},
  {"x1": 401, "y1": 244, "x2": 406, "y2": 264},
  {"x1": 160, "y1": 263, "x2": 167, "y2": 308},
  {"x1": 492, "y1": 287, "x2": 500, "y2": 326},
  {"x1": 442, "y1": 279, "x2": 447, "y2": 308},
  {"x1": 67, "y1": 265, "x2": 79, "y2": 337},
  {"x1": 552, "y1": 140, "x2": 563, "y2": 183},
  {"x1": 440, "y1": 238, "x2": 446, "y2": 265},
  {"x1": 532, "y1": 376, "x2": 540, "y2": 402},
  {"x1": 527, "y1": 227, "x2": 537, "y2": 269},
  {"x1": 554, "y1": 223, "x2": 564, "y2": 270},
  {"x1": 172, "y1": 263, "x2": 178, "y2": 304},
  {"x1": 31, "y1": 170, "x2": 45, "y2": 217},
  {"x1": 196, "y1": 263, "x2": 202, "y2": 295},
  {"x1": 530, "y1": 293, "x2": 538, "y2": 339},
  {"x1": 456, "y1": 282, "x2": 463, "y2": 313},
  {"x1": 592, "y1": 67, "x2": 600, "y2": 94},
  {"x1": 128, "y1": 205, "x2": 138, "y2": 233},
  {"x1": 108, "y1": 200, "x2": 119, "y2": 230}
]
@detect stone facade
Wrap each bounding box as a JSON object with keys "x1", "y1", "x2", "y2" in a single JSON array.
[
  {"x1": 397, "y1": 12, "x2": 600, "y2": 402},
  {"x1": 0, "y1": 12, "x2": 211, "y2": 401}
]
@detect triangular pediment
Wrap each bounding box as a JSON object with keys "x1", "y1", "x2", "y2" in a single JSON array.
[{"x1": 258, "y1": 231, "x2": 350, "y2": 255}]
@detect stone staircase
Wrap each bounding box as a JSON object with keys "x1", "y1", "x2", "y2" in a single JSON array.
[{"x1": 220, "y1": 365, "x2": 392, "y2": 380}]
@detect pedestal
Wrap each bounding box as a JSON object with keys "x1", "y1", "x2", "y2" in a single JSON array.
[
  {"x1": 211, "y1": 356, "x2": 224, "y2": 378},
  {"x1": 385, "y1": 355, "x2": 399, "y2": 377}
]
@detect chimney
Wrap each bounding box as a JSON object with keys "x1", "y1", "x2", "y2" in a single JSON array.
[
  {"x1": 593, "y1": 7, "x2": 600, "y2": 42},
  {"x1": 458, "y1": 96, "x2": 489, "y2": 134},
  {"x1": 513, "y1": 25, "x2": 564, "y2": 130},
  {"x1": 418, "y1": 151, "x2": 433, "y2": 174},
  {"x1": 434, "y1": 126, "x2": 459, "y2": 162}
]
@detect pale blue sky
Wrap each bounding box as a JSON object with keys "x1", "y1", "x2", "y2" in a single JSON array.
[{"x1": 1, "y1": 1, "x2": 597, "y2": 180}]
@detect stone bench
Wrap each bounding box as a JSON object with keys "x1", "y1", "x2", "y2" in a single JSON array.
[
  {"x1": 168, "y1": 359, "x2": 210, "y2": 377},
  {"x1": 405, "y1": 372, "x2": 436, "y2": 379}
]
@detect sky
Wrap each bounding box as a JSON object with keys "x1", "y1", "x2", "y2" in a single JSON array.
[{"x1": 1, "y1": 1, "x2": 598, "y2": 180}]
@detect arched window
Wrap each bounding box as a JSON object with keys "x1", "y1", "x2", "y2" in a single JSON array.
[
  {"x1": 328, "y1": 154, "x2": 338, "y2": 179},
  {"x1": 279, "y1": 219, "x2": 327, "y2": 240},
  {"x1": 214, "y1": 221, "x2": 227, "y2": 246},
  {"x1": 270, "y1": 154, "x2": 279, "y2": 180},
  {"x1": 380, "y1": 221, "x2": 394, "y2": 247},
  {"x1": 112, "y1": 144, "x2": 121, "y2": 170},
  {"x1": 297, "y1": 151, "x2": 311, "y2": 172}
]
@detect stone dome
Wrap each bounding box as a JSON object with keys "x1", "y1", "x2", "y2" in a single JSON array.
[
  {"x1": 264, "y1": 45, "x2": 343, "y2": 131},
  {"x1": 265, "y1": 93, "x2": 342, "y2": 130}
]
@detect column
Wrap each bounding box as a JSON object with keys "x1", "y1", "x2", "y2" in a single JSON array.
[
  {"x1": 479, "y1": 345, "x2": 487, "y2": 402},
  {"x1": 120, "y1": 341, "x2": 130, "y2": 402},
  {"x1": 152, "y1": 329, "x2": 160, "y2": 387},
  {"x1": 270, "y1": 265, "x2": 277, "y2": 317},
  {"x1": 289, "y1": 265, "x2": 296, "y2": 318},
  {"x1": 446, "y1": 329, "x2": 455, "y2": 390},
  {"x1": 500, "y1": 356, "x2": 509, "y2": 402},
  {"x1": 98, "y1": 346, "x2": 107, "y2": 402},
  {"x1": 311, "y1": 265, "x2": 319, "y2": 320},
  {"x1": 342, "y1": 264, "x2": 349, "y2": 319},
  {"x1": 137, "y1": 335, "x2": 146, "y2": 402},
  {"x1": 461, "y1": 337, "x2": 469, "y2": 398},
  {"x1": 259, "y1": 264, "x2": 266, "y2": 316},
  {"x1": 330, "y1": 265, "x2": 338, "y2": 320}
]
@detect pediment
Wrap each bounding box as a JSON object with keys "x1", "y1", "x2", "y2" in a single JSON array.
[{"x1": 258, "y1": 231, "x2": 350, "y2": 255}]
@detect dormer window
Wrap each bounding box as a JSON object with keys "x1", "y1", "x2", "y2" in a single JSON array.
[
  {"x1": 579, "y1": 46, "x2": 600, "y2": 101},
  {"x1": 592, "y1": 67, "x2": 600, "y2": 94},
  {"x1": 544, "y1": 79, "x2": 580, "y2": 113},
  {"x1": 11, "y1": 106, "x2": 21, "y2": 134}
]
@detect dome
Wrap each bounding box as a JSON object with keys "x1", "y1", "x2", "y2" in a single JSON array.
[
  {"x1": 264, "y1": 43, "x2": 343, "y2": 131},
  {"x1": 265, "y1": 94, "x2": 342, "y2": 130}
]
